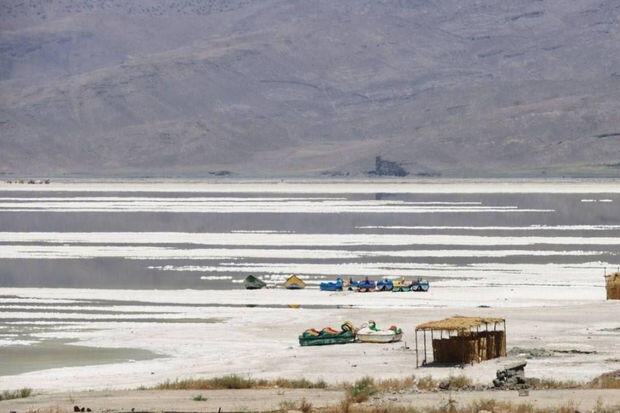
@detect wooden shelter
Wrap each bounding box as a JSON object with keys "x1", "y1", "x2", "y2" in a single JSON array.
[
  {"x1": 415, "y1": 316, "x2": 506, "y2": 367},
  {"x1": 605, "y1": 272, "x2": 620, "y2": 300}
]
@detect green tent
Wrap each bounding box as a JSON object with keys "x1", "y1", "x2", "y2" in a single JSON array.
[{"x1": 244, "y1": 275, "x2": 267, "y2": 290}]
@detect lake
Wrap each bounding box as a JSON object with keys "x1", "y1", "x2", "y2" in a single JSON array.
[
  {"x1": 1, "y1": 180, "x2": 618, "y2": 289},
  {"x1": 1, "y1": 180, "x2": 619, "y2": 382}
]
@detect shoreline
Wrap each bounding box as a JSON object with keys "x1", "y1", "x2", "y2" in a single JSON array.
[
  {"x1": 1, "y1": 178, "x2": 620, "y2": 193},
  {"x1": 2, "y1": 388, "x2": 619, "y2": 412},
  {"x1": 1, "y1": 288, "x2": 618, "y2": 393}
]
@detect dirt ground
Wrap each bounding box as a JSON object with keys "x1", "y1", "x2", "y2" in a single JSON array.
[{"x1": 1, "y1": 388, "x2": 619, "y2": 412}]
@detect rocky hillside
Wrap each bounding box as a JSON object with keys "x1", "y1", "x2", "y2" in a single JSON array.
[{"x1": 1, "y1": 0, "x2": 619, "y2": 178}]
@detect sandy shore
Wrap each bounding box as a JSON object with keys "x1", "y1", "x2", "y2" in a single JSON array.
[{"x1": 2, "y1": 388, "x2": 619, "y2": 412}]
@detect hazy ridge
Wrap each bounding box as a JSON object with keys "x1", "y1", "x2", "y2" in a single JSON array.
[{"x1": 1, "y1": 0, "x2": 619, "y2": 178}]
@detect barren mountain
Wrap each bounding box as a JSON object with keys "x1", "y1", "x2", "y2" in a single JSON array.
[{"x1": 1, "y1": 0, "x2": 619, "y2": 178}]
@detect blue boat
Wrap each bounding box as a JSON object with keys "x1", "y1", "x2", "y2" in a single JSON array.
[
  {"x1": 345, "y1": 278, "x2": 359, "y2": 291},
  {"x1": 411, "y1": 277, "x2": 430, "y2": 292},
  {"x1": 320, "y1": 277, "x2": 344, "y2": 291},
  {"x1": 357, "y1": 276, "x2": 376, "y2": 292},
  {"x1": 376, "y1": 278, "x2": 393, "y2": 291}
]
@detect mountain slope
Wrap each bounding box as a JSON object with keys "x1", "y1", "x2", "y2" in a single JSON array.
[{"x1": 1, "y1": 0, "x2": 619, "y2": 177}]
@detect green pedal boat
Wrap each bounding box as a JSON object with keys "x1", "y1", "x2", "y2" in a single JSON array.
[{"x1": 298, "y1": 321, "x2": 356, "y2": 346}]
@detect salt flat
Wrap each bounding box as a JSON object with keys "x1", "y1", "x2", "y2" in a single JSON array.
[{"x1": 0, "y1": 287, "x2": 618, "y2": 392}]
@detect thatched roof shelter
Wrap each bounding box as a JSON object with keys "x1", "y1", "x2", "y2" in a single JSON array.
[
  {"x1": 605, "y1": 272, "x2": 620, "y2": 300},
  {"x1": 415, "y1": 315, "x2": 506, "y2": 367},
  {"x1": 416, "y1": 316, "x2": 505, "y2": 332}
]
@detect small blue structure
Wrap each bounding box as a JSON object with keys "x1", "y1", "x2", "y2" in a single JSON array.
[
  {"x1": 357, "y1": 276, "x2": 376, "y2": 292},
  {"x1": 411, "y1": 277, "x2": 430, "y2": 292},
  {"x1": 376, "y1": 278, "x2": 393, "y2": 291},
  {"x1": 320, "y1": 277, "x2": 344, "y2": 291}
]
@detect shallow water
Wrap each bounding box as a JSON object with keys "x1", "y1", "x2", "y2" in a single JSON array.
[
  {"x1": 0, "y1": 182, "x2": 618, "y2": 289},
  {"x1": 0, "y1": 338, "x2": 158, "y2": 376}
]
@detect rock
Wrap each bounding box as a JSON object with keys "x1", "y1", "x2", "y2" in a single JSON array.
[
  {"x1": 73, "y1": 406, "x2": 80, "y2": 412},
  {"x1": 369, "y1": 156, "x2": 408, "y2": 177},
  {"x1": 494, "y1": 361, "x2": 529, "y2": 389},
  {"x1": 505, "y1": 361, "x2": 527, "y2": 371}
]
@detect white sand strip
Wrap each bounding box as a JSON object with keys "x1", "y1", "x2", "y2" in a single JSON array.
[
  {"x1": 357, "y1": 224, "x2": 620, "y2": 230},
  {"x1": 0, "y1": 202, "x2": 552, "y2": 213},
  {"x1": 2, "y1": 180, "x2": 620, "y2": 193},
  {"x1": 0, "y1": 245, "x2": 607, "y2": 260},
  {"x1": 2, "y1": 232, "x2": 619, "y2": 246}
]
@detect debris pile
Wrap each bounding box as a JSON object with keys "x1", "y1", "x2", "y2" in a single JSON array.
[{"x1": 493, "y1": 361, "x2": 528, "y2": 389}]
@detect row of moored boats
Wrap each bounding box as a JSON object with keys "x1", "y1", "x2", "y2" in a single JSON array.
[
  {"x1": 243, "y1": 274, "x2": 430, "y2": 292},
  {"x1": 299, "y1": 320, "x2": 403, "y2": 346},
  {"x1": 320, "y1": 276, "x2": 429, "y2": 292}
]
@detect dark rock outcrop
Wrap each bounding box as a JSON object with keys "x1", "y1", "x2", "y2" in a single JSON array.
[
  {"x1": 369, "y1": 156, "x2": 408, "y2": 177},
  {"x1": 493, "y1": 361, "x2": 528, "y2": 389}
]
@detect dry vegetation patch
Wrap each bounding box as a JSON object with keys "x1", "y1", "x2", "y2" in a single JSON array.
[
  {"x1": 586, "y1": 370, "x2": 620, "y2": 389},
  {"x1": 0, "y1": 388, "x2": 32, "y2": 401},
  {"x1": 152, "y1": 374, "x2": 328, "y2": 390},
  {"x1": 315, "y1": 398, "x2": 619, "y2": 413}
]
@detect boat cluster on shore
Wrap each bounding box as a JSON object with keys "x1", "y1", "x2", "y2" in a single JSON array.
[
  {"x1": 320, "y1": 276, "x2": 429, "y2": 292},
  {"x1": 299, "y1": 320, "x2": 403, "y2": 346},
  {"x1": 243, "y1": 274, "x2": 430, "y2": 292}
]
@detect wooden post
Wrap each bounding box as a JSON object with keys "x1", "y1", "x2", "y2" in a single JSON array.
[
  {"x1": 502, "y1": 320, "x2": 507, "y2": 356},
  {"x1": 478, "y1": 326, "x2": 481, "y2": 360},
  {"x1": 423, "y1": 330, "x2": 427, "y2": 365},
  {"x1": 415, "y1": 329, "x2": 419, "y2": 368}
]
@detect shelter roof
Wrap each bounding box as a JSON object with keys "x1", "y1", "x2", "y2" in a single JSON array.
[
  {"x1": 416, "y1": 315, "x2": 505, "y2": 331},
  {"x1": 605, "y1": 272, "x2": 620, "y2": 282}
]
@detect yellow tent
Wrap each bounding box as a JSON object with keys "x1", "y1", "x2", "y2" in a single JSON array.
[{"x1": 284, "y1": 274, "x2": 306, "y2": 289}]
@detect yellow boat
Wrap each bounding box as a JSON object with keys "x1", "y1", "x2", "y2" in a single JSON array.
[{"x1": 284, "y1": 274, "x2": 306, "y2": 289}]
